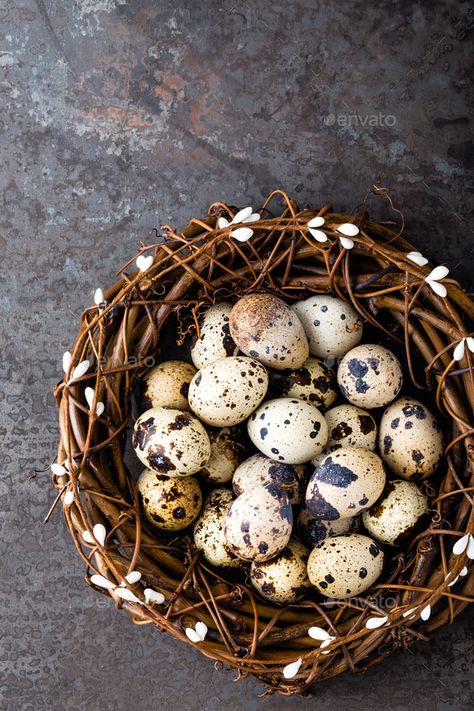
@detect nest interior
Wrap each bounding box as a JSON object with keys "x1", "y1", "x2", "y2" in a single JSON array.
[{"x1": 52, "y1": 190, "x2": 474, "y2": 696}]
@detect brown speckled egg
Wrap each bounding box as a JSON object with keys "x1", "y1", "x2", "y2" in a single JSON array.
[
  {"x1": 337, "y1": 344, "x2": 403, "y2": 408},
  {"x1": 198, "y1": 427, "x2": 245, "y2": 484},
  {"x1": 362, "y1": 479, "x2": 429, "y2": 545},
  {"x1": 191, "y1": 302, "x2": 238, "y2": 369},
  {"x1": 224, "y1": 484, "x2": 293, "y2": 561},
  {"x1": 132, "y1": 407, "x2": 211, "y2": 477},
  {"x1": 247, "y1": 398, "x2": 328, "y2": 465},
  {"x1": 136, "y1": 360, "x2": 196, "y2": 412},
  {"x1": 188, "y1": 356, "x2": 268, "y2": 427},
  {"x1": 229, "y1": 293, "x2": 309, "y2": 370},
  {"x1": 138, "y1": 469, "x2": 202, "y2": 530},
  {"x1": 193, "y1": 488, "x2": 240, "y2": 567},
  {"x1": 250, "y1": 539, "x2": 311, "y2": 604},
  {"x1": 296, "y1": 505, "x2": 360, "y2": 548},
  {"x1": 324, "y1": 404, "x2": 377, "y2": 452},
  {"x1": 273, "y1": 357, "x2": 338, "y2": 410},
  {"x1": 292, "y1": 295, "x2": 363, "y2": 358},
  {"x1": 305, "y1": 446, "x2": 386, "y2": 520},
  {"x1": 232, "y1": 453, "x2": 307, "y2": 504},
  {"x1": 378, "y1": 397, "x2": 444, "y2": 480},
  {"x1": 307, "y1": 533, "x2": 384, "y2": 598}
]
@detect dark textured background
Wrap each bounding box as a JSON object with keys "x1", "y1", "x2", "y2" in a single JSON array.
[{"x1": 1, "y1": 1, "x2": 473, "y2": 709}]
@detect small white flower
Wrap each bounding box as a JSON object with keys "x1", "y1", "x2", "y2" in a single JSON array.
[
  {"x1": 425, "y1": 265, "x2": 449, "y2": 298},
  {"x1": 90, "y1": 574, "x2": 116, "y2": 590},
  {"x1": 283, "y1": 657, "x2": 302, "y2": 679},
  {"x1": 307, "y1": 216, "x2": 328, "y2": 243},
  {"x1": 84, "y1": 386, "x2": 105, "y2": 417},
  {"x1": 402, "y1": 607, "x2": 417, "y2": 619},
  {"x1": 94, "y1": 288, "x2": 105, "y2": 306},
  {"x1": 144, "y1": 588, "x2": 165, "y2": 605},
  {"x1": 365, "y1": 615, "x2": 388, "y2": 629},
  {"x1": 69, "y1": 360, "x2": 90, "y2": 382},
  {"x1": 136, "y1": 254, "x2": 153, "y2": 272},
  {"x1": 406, "y1": 251, "x2": 429, "y2": 267},
  {"x1": 63, "y1": 490, "x2": 75, "y2": 506},
  {"x1": 62, "y1": 351, "x2": 72, "y2": 374},
  {"x1": 51, "y1": 463, "x2": 67, "y2": 476},
  {"x1": 218, "y1": 206, "x2": 261, "y2": 229},
  {"x1": 185, "y1": 621, "x2": 208, "y2": 643},
  {"x1": 124, "y1": 571, "x2": 142, "y2": 585},
  {"x1": 453, "y1": 337, "x2": 474, "y2": 362},
  {"x1": 231, "y1": 226, "x2": 254, "y2": 242},
  {"x1": 115, "y1": 587, "x2": 142, "y2": 604},
  {"x1": 308, "y1": 626, "x2": 332, "y2": 641},
  {"x1": 420, "y1": 604, "x2": 431, "y2": 621},
  {"x1": 336, "y1": 223, "x2": 359, "y2": 250},
  {"x1": 82, "y1": 523, "x2": 107, "y2": 546}
]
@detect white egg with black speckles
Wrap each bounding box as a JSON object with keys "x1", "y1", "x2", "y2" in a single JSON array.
[
  {"x1": 296, "y1": 505, "x2": 360, "y2": 548},
  {"x1": 188, "y1": 356, "x2": 268, "y2": 427},
  {"x1": 273, "y1": 357, "x2": 338, "y2": 410},
  {"x1": 193, "y1": 488, "x2": 240, "y2": 567},
  {"x1": 292, "y1": 295, "x2": 364, "y2": 358},
  {"x1": 247, "y1": 398, "x2": 328, "y2": 465},
  {"x1": 337, "y1": 344, "x2": 403, "y2": 408},
  {"x1": 250, "y1": 539, "x2": 311, "y2": 604},
  {"x1": 362, "y1": 479, "x2": 429, "y2": 546},
  {"x1": 198, "y1": 427, "x2": 245, "y2": 484},
  {"x1": 224, "y1": 484, "x2": 293, "y2": 561},
  {"x1": 379, "y1": 397, "x2": 444, "y2": 480},
  {"x1": 232, "y1": 453, "x2": 307, "y2": 504},
  {"x1": 138, "y1": 469, "x2": 202, "y2": 530},
  {"x1": 136, "y1": 360, "x2": 197, "y2": 412},
  {"x1": 229, "y1": 293, "x2": 309, "y2": 370},
  {"x1": 305, "y1": 446, "x2": 386, "y2": 520},
  {"x1": 307, "y1": 533, "x2": 384, "y2": 598},
  {"x1": 132, "y1": 407, "x2": 211, "y2": 477},
  {"x1": 324, "y1": 404, "x2": 377, "y2": 452},
  {"x1": 191, "y1": 302, "x2": 238, "y2": 369}
]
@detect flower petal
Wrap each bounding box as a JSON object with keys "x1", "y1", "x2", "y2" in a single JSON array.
[
  {"x1": 195, "y1": 621, "x2": 208, "y2": 641},
  {"x1": 62, "y1": 351, "x2": 72, "y2": 374},
  {"x1": 90, "y1": 574, "x2": 116, "y2": 590},
  {"x1": 406, "y1": 251, "x2": 429, "y2": 267},
  {"x1": 231, "y1": 227, "x2": 253, "y2": 242},
  {"x1": 115, "y1": 587, "x2": 142, "y2": 604},
  {"x1": 283, "y1": 658, "x2": 302, "y2": 679},
  {"x1": 308, "y1": 626, "x2": 331, "y2": 641},
  {"x1": 453, "y1": 534, "x2": 470, "y2": 555},
  {"x1": 339, "y1": 236, "x2": 354, "y2": 250},
  {"x1": 63, "y1": 490, "x2": 75, "y2": 506},
  {"x1": 420, "y1": 604, "x2": 431, "y2": 621},
  {"x1": 71, "y1": 360, "x2": 90, "y2": 381},
  {"x1": 93, "y1": 523, "x2": 107, "y2": 546},
  {"x1": 426, "y1": 265, "x2": 449, "y2": 282},
  {"x1": 96, "y1": 402, "x2": 105, "y2": 417},
  {"x1": 242, "y1": 212, "x2": 261, "y2": 223},
  {"x1": 51, "y1": 463, "x2": 67, "y2": 476},
  {"x1": 365, "y1": 615, "x2": 388, "y2": 629},
  {"x1": 467, "y1": 535, "x2": 474, "y2": 560},
  {"x1": 308, "y1": 216, "x2": 325, "y2": 229},
  {"x1": 185, "y1": 627, "x2": 200, "y2": 643},
  {"x1": 217, "y1": 216, "x2": 230, "y2": 229},
  {"x1": 460, "y1": 566, "x2": 468, "y2": 577},
  {"x1": 337, "y1": 222, "x2": 359, "y2": 237},
  {"x1": 402, "y1": 607, "x2": 417, "y2": 618},
  {"x1": 308, "y1": 227, "x2": 328, "y2": 243},
  {"x1": 231, "y1": 207, "x2": 253, "y2": 224},
  {"x1": 136, "y1": 255, "x2": 153, "y2": 272},
  {"x1": 125, "y1": 571, "x2": 142, "y2": 585},
  {"x1": 467, "y1": 337, "x2": 474, "y2": 353},
  {"x1": 144, "y1": 588, "x2": 165, "y2": 605},
  {"x1": 85, "y1": 386, "x2": 95, "y2": 409},
  {"x1": 448, "y1": 574, "x2": 459, "y2": 587},
  {"x1": 453, "y1": 339, "x2": 466, "y2": 361},
  {"x1": 320, "y1": 637, "x2": 335, "y2": 654},
  {"x1": 82, "y1": 530, "x2": 94, "y2": 544},
  {"x1": 94, "y1": 288, "x2": 104, "y2": 305},
  {"x1": 428, "y1": 280, "x2": 447, "y2": 298}
]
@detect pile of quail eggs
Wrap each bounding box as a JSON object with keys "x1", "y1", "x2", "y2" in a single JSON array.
[{"x1": 132, "y1": 293, "x2": 443, "y2": 604}]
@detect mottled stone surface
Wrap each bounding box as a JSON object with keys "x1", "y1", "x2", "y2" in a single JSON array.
[{"x1": 0, "y1": 1, "x2": 473, "y2": 709}]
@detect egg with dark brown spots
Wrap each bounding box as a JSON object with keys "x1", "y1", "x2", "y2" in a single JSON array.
[
  {"x1": 307, "y1": 533, "x2": 384, "y2": 598},
  {"x1": 250, "y1": 539, "x2": 311, "y2": 604},
  {"x1": 188, "y1": 356, "x2": 268, "y2": 427},
  {"x1": 132, "y1": 407, "x2": 211, "y2": 476},
  {"x1": 191, "y1": 302, "x2": 238, "y2": 369},
  {"x1": 229, "y1": 293, "x2": 309, "y2": 370},
  {"x1": 378, "y1": 397, "x2": 444, "y2": 480},
  {"x1": 232, "y1": 453, "x2": 307, "y2": 504},
  {"x1": 136, "y1": 360, "x2": 197, "y2": 412},
  {"x1": 305, "y1": 446, "x2": 386, "y2": 520},
  {"x1": 292, "y1": 295, "x2": 364, "y2": 358},
  {"x1": 296, "y1": 505, "x2": 360, "y2": 548},
  {"x1": 193, "y1": 488, "x2": 240, "y2": 567},
  {"x1": 337, "y1": 344, "x2": 403, "y2": 408},
  {"x1": 247, "y1": 397, "x2": 328, "y2": 464},
  {"x1": 273, "y1": 357, "x2": 338, "y2": 410},
  {"x1": 362, "y1": 479, "x2": 429, "y2": 545},
  {"x1": 224, "y1": 484, "x2": 293, "y2": 561},
  {"x1": 324, "y1": 404, "x2": 377, "y2": 452},
  {"x1": 138, "y1": 469, "x2": 202, "y2": 530},
  {"x1": 197, "y1": 427, "x2": 245, "y2": 484}
]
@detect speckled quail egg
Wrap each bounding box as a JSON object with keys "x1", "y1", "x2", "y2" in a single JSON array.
[
  {"x1": 337, "y1": 344, "x2": 403, "y2": 408},
  {"x1": 197, "y1": 427, "x2": 244, "y2": 484},
  {"x1": 193, "y1": 488, "x2": 240, "y2": 567},
  {"x1": 232, "y1": 453, "x2": 307, "y2": 505},
  {"x1": 138, "y1": 469, "x2": 202, "y2": 530},
  {"x1": 132, "y1": 407, "x2": 211, "y2": 477},
  {"x1": 224, "y1": 483, "x2": 293, "y2": 561},
  {"x1": 272, "y1": 357, "x2": 338, "y2": 410},
  {"x1": 250, "y1": 539, "x2": 311, "y2": 604},
  {"x1": 296, "y1": 505, "x2": 360, "y2": 548},
  {"x1": 378, "y1": 397, "x2": 444, "y2": 480},
  {"x1": 307, "y1": 533, "x2": 384, "y2": 598},
  {"x1": 324, "y1": 404, "x2": 377, "y2": 452},
  {"x1": 191, "y1": 302, "x2": 238, "y2": 369},
  {"x1": 305, "y1": 446, "x2": 386, "y2": 520},
  {"x1": 229, "y1": 293, "x2": 309, "y2": 370},
  {"x1": 188, "y1": 356, "x2": 268, "y2": 427},
  {"x1": 292, "y1": 295, "x2": 363, "y2": 359},
  {"x1": 362, "y1": 479, "x2": 429, "y2": 546},
  {"x1": 248, "y1": 398, "x2": 328, "y2": 465},
  {"x1": 136, "y1": 360, "x2": 196, "y2": 412}
]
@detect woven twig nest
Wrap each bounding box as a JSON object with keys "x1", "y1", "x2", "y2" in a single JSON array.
[{"x1": 52, "y1": 190, "x2": 474, "y2": 696}]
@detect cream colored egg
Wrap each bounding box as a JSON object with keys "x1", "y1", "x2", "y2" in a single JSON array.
[
  {"x1": 307, "y1": 533, "x2": 384, "y2": 598},
  {"x1": 229, "y1": 293, "x2": 309, "y2": 370},
  {"x1": 198, "y1": 427, "x2": 244, "y2": 484},
  {"x1": 362, "y1": 479, "x2": 429, "y2": 545},
  {"x1": 274, "y1": 357, "x2": 338, "y2": 410},
  {"x1": 136, "y1": 360, "x2": 196, "y2": 412},
  {"x1": 132, "y1": 407, "x2": 211, "y2": 477},
  {"x1": 224, "y1": 484, "x2": 293, "y2": 561},
  {"x1": 296, "y1": 505, "x2": 360, "y2": 548},
  {"x1": 232, "y1": 453, "x2": 307, "y2": 504},
  {"x1": 292, "y1": 295, "x2": 363, "y2": 358},
  {"x1": 250, "y1": 539, "x2": 311, "y2": 604},
  {"x1": 325, "y1": 404, "x2": 377, "y2": 452},
  {"x1": 337, "y1": 344, "x2": 403, "y2": 408},
  {"x1": 193, "y1": 488, "x2": 240, "y2": 567},
  {"x1": 378, "y1": 397, "x2": 444, "y2": 480},
  {"x1": 191, "y1": 302, "x2": 238, "y2": 369},
  {"x1": 305, "y1": 446, "x2": 386, "y2": 520},
  {"x1": 247, "y1": 398, "x2": 328, "y2": 465},
  {"x1": 138, "y1": 469, "x2": 202, "y2": 530},
  {"x1": 188, "y1": 356, "x2": 268, "y2": 427}
]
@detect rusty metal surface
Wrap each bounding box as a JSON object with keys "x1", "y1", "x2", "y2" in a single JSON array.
[{"x1": 0, "y1": 1, "x2": 473, "y2": 709}]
